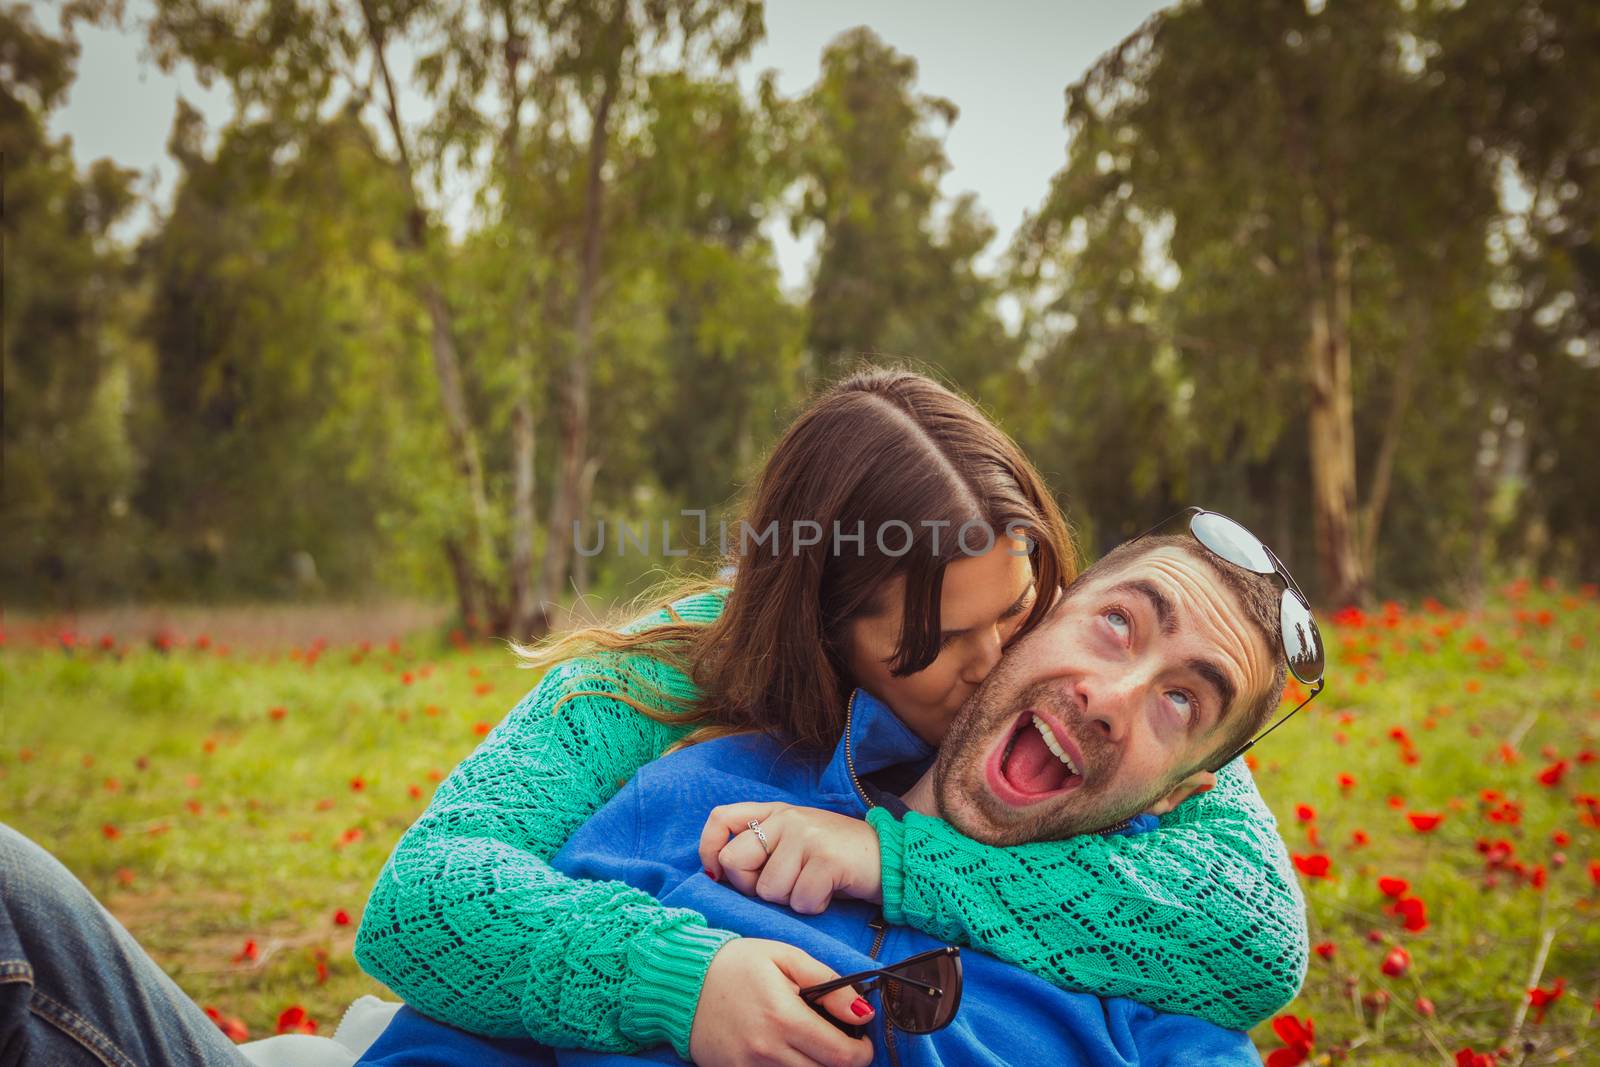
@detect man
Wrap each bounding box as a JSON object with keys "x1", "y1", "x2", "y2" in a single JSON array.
[{"x1": 359, "y1": 521, "x2": 1312, "y2": 1066}]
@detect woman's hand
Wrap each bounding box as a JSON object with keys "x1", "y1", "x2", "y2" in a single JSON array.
[
  {"x1": 699, "y1": 802, "x2": 883, "y2": 914},
  {"x1": 689, "y1": 939, "x2": 874, "y2": 1067}
]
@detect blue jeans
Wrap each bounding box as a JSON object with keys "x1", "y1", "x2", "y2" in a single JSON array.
[{"x1": 0, "y1": 822, "x2": 248, "y2": 1067}]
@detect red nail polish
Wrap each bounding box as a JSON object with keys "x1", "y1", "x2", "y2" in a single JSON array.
[
  {"x1": 850, "y1": 997, "x2": 873, "y2": 1018},
  {"x1": 704, "y1": 867, "x2": 718, "y2": 881}
]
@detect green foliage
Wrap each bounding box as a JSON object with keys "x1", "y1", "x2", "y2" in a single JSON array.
[
  {"x1": 7, "y1": 0, "x2": 1600, "y2": 606},
  {"x1": 1, "y1": 2, "x2": 146, "y2": 602},
  {"x1": 1004, "y1": 0, "x2": 1599, "y2": 593},
  {"x1": 135, "y1": 106, "x2": 448, "y2": 598},
  {"x1": 796, "y1": 28, "x2": 1016, "y2": 391}
]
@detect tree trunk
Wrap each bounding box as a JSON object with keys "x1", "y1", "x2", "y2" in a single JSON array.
[
  {"x1": 1358, "y1": 302, "x2": 1424, "y2": 580},
  {"x1": 1304, "y1": 219, "x2": 1368, "y2": 608},
  {"x1": 508, "y1": 398, "x2": 540, "y2": 640},
  {"x1": 360, "y1": 0, "x2": 493, "y2": 629},
  {"x1": 570, "y1": 456, "x2": 603, "y2": 597},
  {"x1": 538, "y1": 72, "x2": 618, "y2": 610}
]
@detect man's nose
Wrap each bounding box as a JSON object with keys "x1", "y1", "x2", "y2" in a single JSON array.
[
  {"x1": 959, "y1": 626, "x2": 1005, "y2": 685},
  {"x1": 1077, "y1": 675, "x2": 1137, "y2": 743}
]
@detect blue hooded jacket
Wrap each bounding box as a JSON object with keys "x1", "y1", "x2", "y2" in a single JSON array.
[{"x1": 359, "y1": 689, "x2": 1257, "y2": 1067}]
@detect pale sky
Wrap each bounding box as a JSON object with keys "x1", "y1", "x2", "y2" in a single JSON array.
[{"x1": 51, "y1": 1, "x2": 1171, "y2": 290}]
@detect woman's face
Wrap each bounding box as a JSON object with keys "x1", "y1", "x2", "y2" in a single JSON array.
[{"x1": 844, "y1": 536, "x2": 1037, "y2": 746}]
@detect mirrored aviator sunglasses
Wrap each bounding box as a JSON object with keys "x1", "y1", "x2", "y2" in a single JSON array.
[{"x1": 1135, "y1": 507, "x2": 1327, "y2": 771}]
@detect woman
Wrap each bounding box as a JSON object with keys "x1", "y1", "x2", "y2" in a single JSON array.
[{"x1": 353, "y1": 367, "x2": 1306, "y2": 1067}]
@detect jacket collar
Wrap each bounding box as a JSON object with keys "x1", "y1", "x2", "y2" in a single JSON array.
[{"x1": 818, "y1": 688, "x2": 935, "y2": 806}]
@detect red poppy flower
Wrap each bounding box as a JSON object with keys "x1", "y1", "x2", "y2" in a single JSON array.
[
  {"x1": 1377, "y1": 876, "x2": 1409, "y2": 898},
  {"x1": 232, "y1": 940, "x2": 258, "y2": 964},
  {"x1": 269, "y1": 707, "x2": 287, "y2": 721},
  {"x1": 1338, "y1": 773, "x2": 1357, "y2": 791},
  {"x1": 1415, "y1": 996, "x2": 1435, "y2": 1017},
  {"x1": 1265, "y1": 1014, "x2": 1314, "y2": 1067},
  {"x1": 1351, "y1": 829, "x2": 1370, "y2": 847},
  {"x1": 1395, "y1": 895, "x2": 1428, "y2": 932},
  {"x1": 1537, "y1": 761, "x2": 1569, "y2": 787},
  {"x1": 1380, "y1": 945, "x2": 1411, "y2": 976},
  {"x1": 1589, "y1": 859, "x2": 1600, "y2": 888},
  {"x1": 333, "y1": 909, "x2": 351, "y2": 926},
  {"x1": 1296, "y1": 803, "x2": 1316, "y2": 822},
  {"x1": 1313, "y1": 941, "x2": 1336, "y2": 959},
  {"x1": 1527, "y1": 978, "x2": 1566, "y2": 1023},
  {"x1": 1387, "y1": 795, "x2": 1406, "y2": 809},
  {"x1": 276, "y1": 1005, "x2": 318, "y2": 1035},
  {"x1": 1292, "y1": 853, "x2": 1332, "y2": 879},
  {"x1": 1456, "y1": 1048, "x2": 1497, "y2": 1067},
  {"x1": 205, "y1": 1006, "x2": 249, "y2": 1043},
  {"x1": 1408, "y1": 812, "x2": 1444, "y2": 833},
  {"x1": 1331, "y1": 606, "x2": 1366, "y2": 627}
]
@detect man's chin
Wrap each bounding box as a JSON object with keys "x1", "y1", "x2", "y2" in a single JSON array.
[{"x1": 936, "y1": 786, "x2": 1048, "y2": 847}]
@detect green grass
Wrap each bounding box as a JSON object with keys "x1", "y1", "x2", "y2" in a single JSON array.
[{"x1": 3, "y1": 586, "x2": 1598, "y2": 1064}]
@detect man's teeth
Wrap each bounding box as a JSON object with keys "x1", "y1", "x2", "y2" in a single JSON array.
[{"x1": 1031, "y1": 715, "x2": 1080, "y2": 776}]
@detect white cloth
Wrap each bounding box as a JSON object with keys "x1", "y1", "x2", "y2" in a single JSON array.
[{"x1": 239, "y1": 995, "x2": 403, "y2": 1067}]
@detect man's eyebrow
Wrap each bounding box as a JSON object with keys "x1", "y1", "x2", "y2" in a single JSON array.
[
  {"x1": 1109, "y1": 580, "x2": 1177, "y2": 636},
  {"x1": 1188, "y1": 658, "x2": 1237, "y2": 720}
]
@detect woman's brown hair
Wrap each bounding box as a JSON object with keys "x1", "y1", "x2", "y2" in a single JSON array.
[{"x1": 522, "y1": 365, "x2": 1078, "y2": 750}]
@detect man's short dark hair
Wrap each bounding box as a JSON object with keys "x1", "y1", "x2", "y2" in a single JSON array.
[{"x1": 1071, "y1": 534, "x2": 1288, "y2": 771}]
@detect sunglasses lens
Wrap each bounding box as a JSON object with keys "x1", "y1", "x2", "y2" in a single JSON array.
[
  {"x1": 1280, "y1": 588, "x2": 1325, "y2": 683},
  {"x1": 1191, "y1": 512, "x2": 1274, "y2": 574},
  {"x1": 883, "y1": 952, "x2": 961, "y2": 1034}
]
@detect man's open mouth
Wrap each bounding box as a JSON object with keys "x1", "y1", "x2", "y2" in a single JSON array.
[{"x1": 984, "y1": 709, "x2": 1087, "y2": 808}]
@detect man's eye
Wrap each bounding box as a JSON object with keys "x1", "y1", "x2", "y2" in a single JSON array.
[
  {"x1": 1105, "y1": 610, "x2": 1130, "y2": 638},
  {"x1": 1168, "y1": 690, "x2": 1195, "y2": 718}
]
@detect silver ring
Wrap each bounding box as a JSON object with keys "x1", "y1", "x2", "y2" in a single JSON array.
[{"x1": 747, "y1": 818, "x2": 771, "y2": 854}]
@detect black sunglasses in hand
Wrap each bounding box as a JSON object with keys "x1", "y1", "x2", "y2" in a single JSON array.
[{"x1": 800, "y1": 946, "x2": 963, "y2": 1038}]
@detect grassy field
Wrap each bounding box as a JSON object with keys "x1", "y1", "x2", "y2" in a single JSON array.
[{"x1": 3, "y1": 585, "x2": 1598, "y2": 1065}]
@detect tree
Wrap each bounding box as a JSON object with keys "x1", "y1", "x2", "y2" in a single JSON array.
[
  {"x1": 795, "y1": 28, "x2": 1016, "y2": 391},
  {"x1": 1017, "y1": 0, "x2": 1499, "y2": 603},
  {"x1": 136, "y1": 102, "x2": 444, "y2": 597},
  {"x1": 1425, "y1": 0, "x2": 1600, "y2": 578},
  {"x1": 1, "y1": 3, "x2": 144, "y2": 602},
  {"x1": 146, "y1": 0, "x2": 772, "y2": 635}
]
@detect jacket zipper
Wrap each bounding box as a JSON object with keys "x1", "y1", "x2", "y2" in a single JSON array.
[
  {"x1": 842, "y1": 689, "x2": 874, "y2": 811},
  {"x1": 845, "y1": 691, "x2": 903, "y2": 1067},
  {"x1": 867, "y1": 915, "x2": 900, "y2": 1067}
]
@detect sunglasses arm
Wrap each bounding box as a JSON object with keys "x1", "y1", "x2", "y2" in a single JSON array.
[{"x1": 1207, "y1": 677, "x2": 1324, "y2": 775}]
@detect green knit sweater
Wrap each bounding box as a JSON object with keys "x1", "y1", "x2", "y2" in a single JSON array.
[{"x1": 354, "y1": 591, "x2": 1307, "y2": 1058}]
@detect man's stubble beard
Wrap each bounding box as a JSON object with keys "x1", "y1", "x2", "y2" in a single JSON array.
[{"x1": 931, "y1": 665, "x2": 1169, "y2": 846}]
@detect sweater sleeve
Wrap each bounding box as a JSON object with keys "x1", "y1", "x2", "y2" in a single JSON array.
[
  {"x1": 871, "y1": 758, "x2": 1307, "y2": 1030},
  {"x1": 353, "y1": 593, "x2": 737, "y2": 1059}
]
